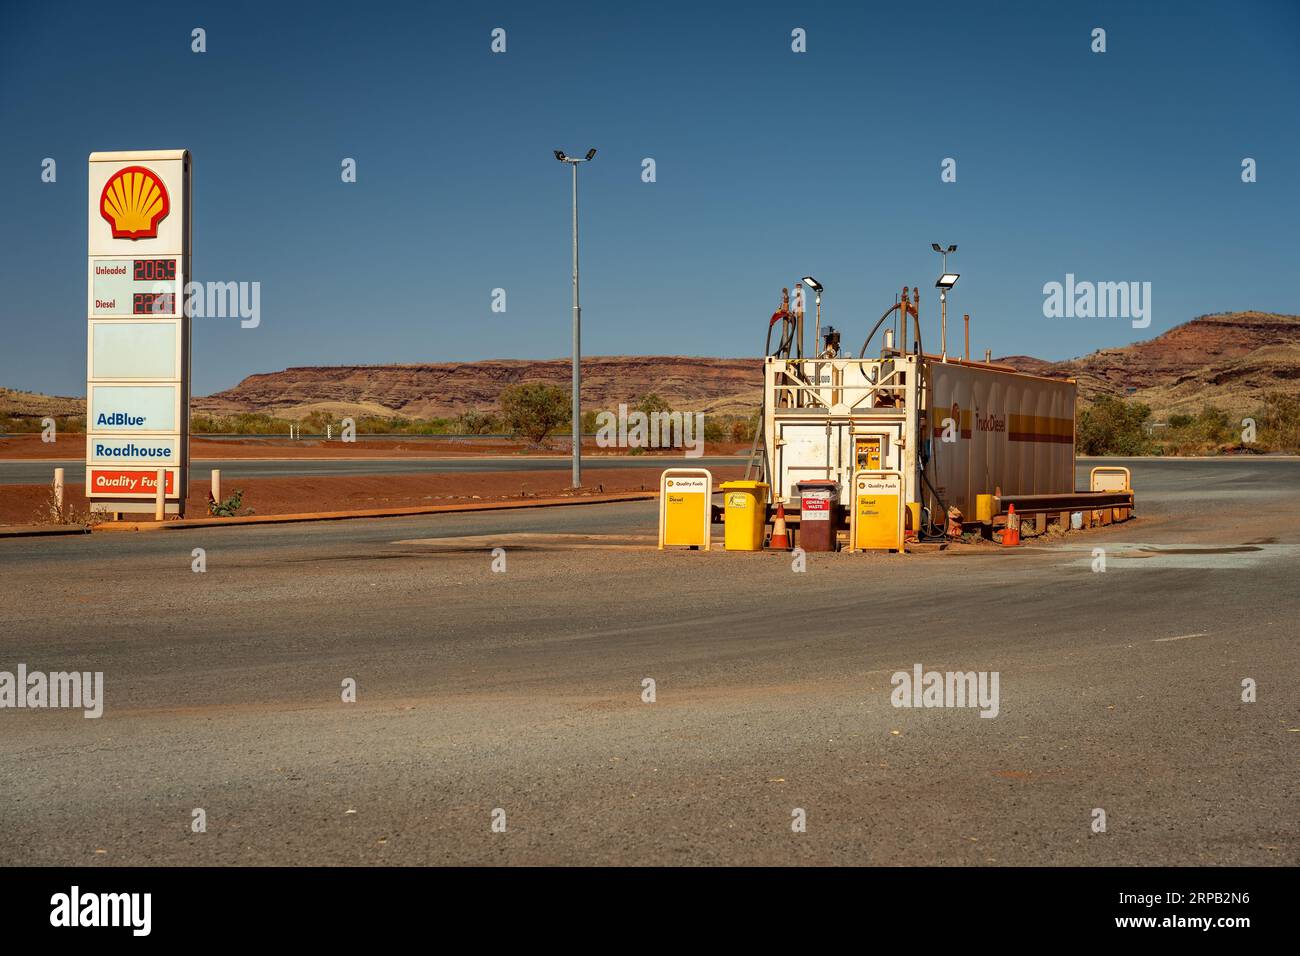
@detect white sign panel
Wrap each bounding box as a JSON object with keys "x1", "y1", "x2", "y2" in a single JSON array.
[
  {"x1": 87, "y1": 435, "x2": 180, "y2": 465},
  {"x1": 88, "y1": 157, "x2": 187, "y2": 256},
  {"x1": 88, "y1": 321, "x2": 180, "y2": 380},
  {"x1": 88, "y1": 383, "x2": 179, "y2": 432},
  {"x1": 89, "y1": 257, "x2": 183, "y2": 317},
  {"x1": 87, "y1": 149, "x2": 190, "y2": 512}
]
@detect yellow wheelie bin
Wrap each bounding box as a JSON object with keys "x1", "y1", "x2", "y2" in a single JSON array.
[{"x1": 719, "y1": 480, "x2": 768, "y2": 551}]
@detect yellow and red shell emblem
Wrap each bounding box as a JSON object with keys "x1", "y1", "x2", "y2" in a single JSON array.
[{"x1": 100, "y1": 166, "x2": 170, "y2": 239}]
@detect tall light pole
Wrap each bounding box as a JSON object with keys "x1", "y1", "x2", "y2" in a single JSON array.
[
  {"x1": 555, "y1": 148, "x2": 597, "y2": 487},
  {"x1": 801, "y1": 277, "x2": 823, "y2": 352},
  {"x1": 931, "y1": 243, "x2": 958, "y2": 361}
]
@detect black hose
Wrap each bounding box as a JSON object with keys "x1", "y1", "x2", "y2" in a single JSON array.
[
  {"x1": 858, "y1": 304, "x2": 900, "y2": 358},
  {"x1": 918, "y1": 462, "x2": 950, "y2": 541},
  {"x1": 750, "y1": 313, "x2": 796, "y2": 482},
  {"x1": 764, "y1": 314, "x2": 796, "y2": 361},
  {"x1": 910, "y1": 309, "x2": 950, "y2": 541}
]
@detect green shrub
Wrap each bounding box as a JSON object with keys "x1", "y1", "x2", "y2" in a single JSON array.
[
  {"x1": 1076, "y1": 395, "x2": 1153, "y2": 455},
  {"x1": 208, "y1": 488, "x2": 246, "y2": 517},
  {"x1": 500, "y1": 383, "x2": 570, "y2": 446},
  {"x1": 455, "y1": 410, "x2": 500, "y2": 435},
  {"x1": 636, "y1": 393, "x2": 672, "y2": 416},
  {"x1": 1259, "y1": 392, "x2": 1300, "y2": 452},
  {"x1": 730, "y1": 417, "x2": 757, "y2": 443}
]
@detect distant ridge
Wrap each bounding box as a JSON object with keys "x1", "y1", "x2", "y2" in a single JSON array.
[{"x1": 5, "y1": 312, "x2": 1297, "y2": 422}]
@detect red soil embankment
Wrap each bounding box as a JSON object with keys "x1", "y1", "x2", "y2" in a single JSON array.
[{"x1": 2, "y1": 466, "x2": 747, "y2": 526}]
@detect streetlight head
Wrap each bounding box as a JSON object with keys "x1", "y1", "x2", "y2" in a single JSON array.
[
  {"x1": 936, "y1": 273, "x2": 960, "y2": 290},
  {"x1": 801, "y1": 276, "x2": 823, "y2": 293},
  {"x1": 585, "y1": 148, "x2": 597, "y2": 161},
  {"x1": 554, "y1": 150, "x2": 567, "y2": 162},
  {"x1": 931, "y1": 243, "x2": 943, "y2": 253},
  {"x1": 947, "y1": 244, "x2": 957, "y2": 253}
]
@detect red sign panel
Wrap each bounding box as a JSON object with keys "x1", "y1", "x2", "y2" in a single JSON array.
[{"x1": 87, "y1": 468, "x2": 176, "y2": 497}]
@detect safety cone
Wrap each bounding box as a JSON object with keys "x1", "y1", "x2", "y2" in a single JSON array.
[
  {"x1": 769, "y1": 502, "x2": 791, "y2": 550},
  {"x1": 1000, "y1": 503, "x2": 1021, "y2": 547}
]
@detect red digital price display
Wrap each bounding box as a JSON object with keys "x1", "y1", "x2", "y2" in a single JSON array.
[
  {"x1": 133, "y1": 259, "x2": 177, "y2": 282},
  {"x1": 133, "y1": 292, "x2": 176, "y2": 315}
]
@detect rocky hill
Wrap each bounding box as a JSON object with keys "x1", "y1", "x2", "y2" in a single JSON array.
[
  {"x1": 195, "y1": 356, "x2": 764, "y2": 420},
  {"x1": 6, "y1": 312, "x2": 1297, "y2": 424},
  {"x1": 994, "y1": 311, "x2": 1300, "y2": 417},
  {"x1": 0, "y1": 387, "x2": 84, "y2": 420}
]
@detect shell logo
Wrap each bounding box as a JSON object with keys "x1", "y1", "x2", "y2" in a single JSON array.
[{"x1": 100, "y1": 166, "x2": 170, "y2": 239}]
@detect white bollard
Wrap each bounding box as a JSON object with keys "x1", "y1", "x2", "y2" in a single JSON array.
[
  {"x1": 155, "y1": 468, "x2": 165, "y2": 521},
  {"x1": 211, "y1": 468, "x2": 221, "y2": 503},
  {"x1": 53, "y1": 467, "x2": 64, "y2": 514}
]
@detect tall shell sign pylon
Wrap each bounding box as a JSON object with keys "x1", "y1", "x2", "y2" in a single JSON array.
[{"x1": 99, "y1": 165, "x2": 170, "y2": 239}]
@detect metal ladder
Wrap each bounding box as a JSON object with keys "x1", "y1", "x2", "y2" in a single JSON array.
[{"x1": 742, "y1": 416, "x2": 765, "y2": 483}]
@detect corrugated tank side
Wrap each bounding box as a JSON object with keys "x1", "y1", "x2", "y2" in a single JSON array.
[{"x1": 926, "y1": 362, "x2": 1076, "y2": 516}]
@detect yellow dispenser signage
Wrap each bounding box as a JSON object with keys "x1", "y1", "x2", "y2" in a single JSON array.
[
  {"x1": 658, "y1": 469, "x2": 713, "y2": 550},
  {"x1": 851, "y1": 471, "x2": 903, "y2": 552}
]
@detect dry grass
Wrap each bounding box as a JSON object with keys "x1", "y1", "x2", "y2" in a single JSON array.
[{"x1": 32, "y1": 485, "x2": 104, "y2": 528}]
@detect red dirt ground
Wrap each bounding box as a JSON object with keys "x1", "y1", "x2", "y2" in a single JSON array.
[
  {"x1": 0, "y1": 434, "x2": 750, "y2": 460},
  {"x1": 1, "y1": 466, "x2": 748, "y2": 526}
]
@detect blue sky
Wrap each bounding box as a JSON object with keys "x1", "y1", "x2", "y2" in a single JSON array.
[{"x1": 2, "y1": 0, "x2": 1297, "y2": 396}]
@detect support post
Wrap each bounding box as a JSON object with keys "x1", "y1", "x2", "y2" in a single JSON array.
[{"x1": 571, "y1": 159, "x2": 582, "y2": 489}]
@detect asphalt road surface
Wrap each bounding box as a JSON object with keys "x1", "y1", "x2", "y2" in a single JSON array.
[
  {"x1": 1, "y1": 458, "x2": 1296, "y2": 865},
  {"x1": 0, "y1": 455, "x2": 743, "y2": 484}
]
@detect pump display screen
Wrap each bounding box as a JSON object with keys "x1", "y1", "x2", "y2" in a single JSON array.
[
  {"x1": 91, "y1": 258, "x2": 182, "y2": 316},
  {"x1": 132, "y1": 292, "x2": 175, "y2": 314},
  {"x1": 132, "y1": 259, "x2": 177, "y2": 282}
]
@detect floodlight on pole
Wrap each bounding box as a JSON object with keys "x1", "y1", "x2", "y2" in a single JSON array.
[
  {"x1": 554, "y1": 147, "x2": 598, "y2": 487},
  {"x1": 931, "y1": 243, "x2": 959, "y2": 360},
  {"x1": 801, "y1": 277, "x2": 824, "y2": 352}
]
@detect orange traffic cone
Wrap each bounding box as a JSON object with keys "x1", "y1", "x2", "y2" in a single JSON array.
[
  {"x1": 1000, "y1": 503, "x2": 1020, "y2": 547},
  {"x1": 769, "y1": 502, "x2": 791, "y2": 550}
]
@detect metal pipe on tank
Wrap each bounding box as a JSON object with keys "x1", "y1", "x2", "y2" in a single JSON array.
[
  {"x1": 913, "y1": 288, "x2": 922, "y2": 355},
  {"x1": 901, "y1": 288, "x2": 911, "y2": 356},
  {"x1": 941, "y1": 291, "x2": 948, "y2": 361},
  {"x1": 894, "y1": 293, "x2": 901, "y2": 354},
  {"x1": 794, "y1": 283, "x2": 805, "y2": 360}
]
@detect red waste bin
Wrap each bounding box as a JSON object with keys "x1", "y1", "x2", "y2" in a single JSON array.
[{"x1": 797, "y1": 480, "x2": 841, "y2": 552}]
